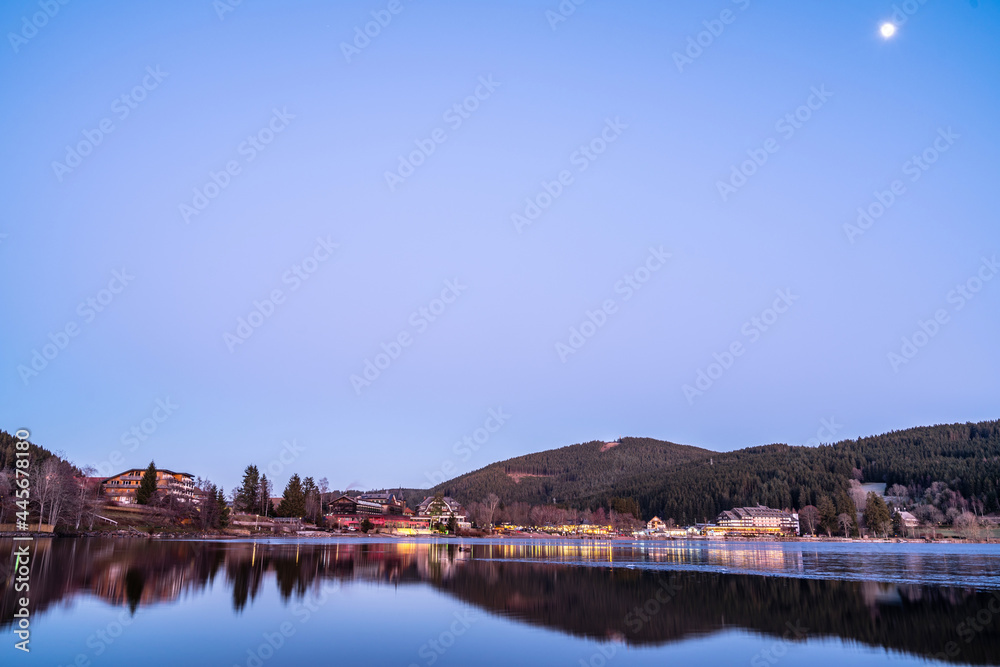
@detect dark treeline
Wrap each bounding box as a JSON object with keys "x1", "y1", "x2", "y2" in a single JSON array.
[
  {"x1": 614, "y1": 420, "x2": 1000, "y2": 523},
  {"x1": 432, "y1": 421, "x2": 1000, "y2": 524}
]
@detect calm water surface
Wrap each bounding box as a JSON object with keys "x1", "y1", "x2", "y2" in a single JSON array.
[{"x1": 3, "y1": 537, "x2": 999, "y2": 666}]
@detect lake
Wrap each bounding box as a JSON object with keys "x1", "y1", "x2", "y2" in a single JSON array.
[{"x1": 3, "y1": 537, "x2": 999, "y2": 666}]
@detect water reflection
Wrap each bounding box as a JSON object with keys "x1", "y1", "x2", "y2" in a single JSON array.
[{"x1": 2, "y1": 538, "x2": 998, "y2": 665}]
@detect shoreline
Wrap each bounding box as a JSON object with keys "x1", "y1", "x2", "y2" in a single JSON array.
[{"x1": 1, "y1": 530, "x2": 994, "y2": 544}]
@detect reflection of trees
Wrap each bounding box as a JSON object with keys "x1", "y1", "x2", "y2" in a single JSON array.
[
  {"x1": 124, "y1": 568, "x2": 145, "y2": 615},
  {"x1": 2, "y1": 539, "x2": 998, "y2": 665}
]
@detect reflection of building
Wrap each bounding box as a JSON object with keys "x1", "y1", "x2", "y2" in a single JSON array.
[
  {"x1": 101, "y1": 468, "x2": 196, "y2": 504},
  {"x1": 716, "y1": 506, "x2": 798, "y2": 535}
]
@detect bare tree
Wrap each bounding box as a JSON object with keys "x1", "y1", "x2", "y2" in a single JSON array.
[
  {"x1": 847, "y1": 480, "x2": 867, "y2": 510},
  {"x1": 32, "y1": 458, "x2": 62, "y2": 529},
  {"x1": 318, "y1": 477, "x2": 330, "y2": 514},
  {"x1": 886, "y1": 484, "x2": 909, "y2": 502},
  {"x1": 953, "y1": 512, "x2": 980, "y2": 541},
  {"x1": 483, "y1": 493, "x2": 500, "y2": 528},
  {"x1": 799, "y1": 505, "x2": 820, "y2": 535},
  {"x1": 838, "y1": 513, "x2": 853, "y2": 538}
]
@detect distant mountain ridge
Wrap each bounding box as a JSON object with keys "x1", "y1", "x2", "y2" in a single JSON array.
[{"x1": 429, "y1": 420, "x2": 1000, "y2": 522}]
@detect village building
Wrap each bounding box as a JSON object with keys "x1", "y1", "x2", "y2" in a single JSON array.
[
  {"x1": 101, "y1": 468, "x2": 197, "y2": 504},
  {"x1": 328, "y1": 494, "x2": 383, "y2": 517},
  {"x1": 715, "y1": 505, "x2": 799, "y2": 535},
  {"x1": 417, "y1": 496, "x2": 470, "y2": 529},
  {"x1": 358, "y1": 492, "x2": 406, "y2": 515}
]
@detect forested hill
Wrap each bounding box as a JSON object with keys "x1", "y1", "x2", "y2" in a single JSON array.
[
  {"x1": 0, "y1": 430, "x2": 74, "y2": 472},
  {"x1": 614, "y1": 420, "x2": 1000, "y2": 523},
  {"x1": 431, "y1": 436, "x2": 713, "y2": 507},
  {"x1": 433, "y1": 421, "x2": 1000, "y2": 523}
]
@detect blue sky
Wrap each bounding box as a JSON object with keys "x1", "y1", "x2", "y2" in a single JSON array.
[{"x1": 2, "y1": 0, "x2": 998, "y2": 493}]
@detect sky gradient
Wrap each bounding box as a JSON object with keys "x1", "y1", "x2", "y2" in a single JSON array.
[{"x1": 2, "y1": 0, "x2": 998, "y2": 493}]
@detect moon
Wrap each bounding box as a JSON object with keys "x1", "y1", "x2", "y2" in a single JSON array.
[{"x1": 880, "y1": 22, "x2": 897, "y2": 39}]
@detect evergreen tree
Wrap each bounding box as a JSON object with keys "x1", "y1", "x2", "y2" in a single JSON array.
[
  {"x1": 216, "y1": 487, "x2": 230, "y2": 528},
  {"x1": 277, "y1": 474, "x2": 306, "y2": 518},
  {"x1": 258, "y1": 474, "x2": 272, "y2": 516},
  {"x1": 835, "y1": 490, "x2": 859, "y2": 536},
  {"x1": 135, "y1": 461, "x2": 158, "y2": 505},
  {"x1": 302, "y1": 476, "x2": 319, "y2": 523},
  {"x1": 891, "y1": 509, "x2": 903, "y2": 537},
  {"x1": 447, "y1": 515, "x2": 458, "y2": 534},
  {"x1": 236, "y1": 465, "x2": 260, "y2": 514},
  {"x1": 864, "y1": 492, "x2": 891, "y2": 537},
  {"x1": 818, "y1": 496, "x2": 837, "y2": 536},
  {"x1": 200, "y1": 483, "x2": 220, "y2": 529}
]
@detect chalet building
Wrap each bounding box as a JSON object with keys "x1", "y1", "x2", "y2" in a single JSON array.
[
  {"x1": 715, "y1": 505, "x2": 799, "y2": 535},
  {"x1": 647, "y1": 516, "x2": 666, "y2": 532},
  {"x1": 417, "y1": 496, "x2": 470, "y2": 528},
  {"x1": 897, "y1": 511, "x2": 919, "y2": 529},
  {"x1": 328, "y1": 494, "x2": 383, "y2": 517},
  {"x1": 101, "y1": 468, "x2": 197, "y2": 504}
]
